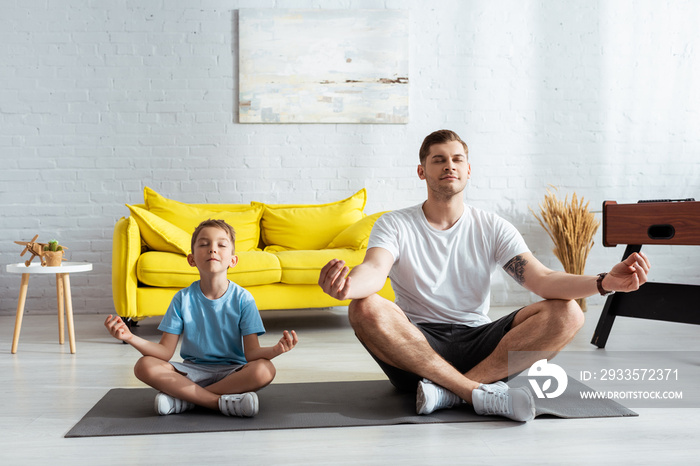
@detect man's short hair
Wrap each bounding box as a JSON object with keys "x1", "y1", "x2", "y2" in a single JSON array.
[
  {"x1": 191, "y1": 219, "x2": 237, "y2": 254},
  {"x1": 419, "y1": 129, "x2": 469, "y2": 165}
]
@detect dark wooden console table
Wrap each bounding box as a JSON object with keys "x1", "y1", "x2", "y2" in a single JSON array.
[{"x1": 591, "y1": 199, "x2": 700, "y2": 348}]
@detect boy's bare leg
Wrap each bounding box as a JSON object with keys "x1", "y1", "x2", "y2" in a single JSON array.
[
  {"x1": 134, "y1": 357, "x2": 220, "y2": 410},
  {"x1": 134, "y1": 357, "x2": 275, "y2": 411},
  {"x1": 349, "y1": 295, "x2": 584, "y2": 404},
  {"x1": 205, "y1": 359, "x2": 275, "y2": 395},
  {"x1": 348, "y1": 294, "x2": 480, "y2": 403}
]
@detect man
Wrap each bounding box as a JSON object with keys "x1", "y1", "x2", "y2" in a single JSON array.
[{"x1": 318, "y1": 129, "x2": 650, "y2": 422}]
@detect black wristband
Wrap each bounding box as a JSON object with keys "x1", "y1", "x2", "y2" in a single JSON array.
[{"x1": 597, "y1": 273, "x2": 614, "y2": 296}]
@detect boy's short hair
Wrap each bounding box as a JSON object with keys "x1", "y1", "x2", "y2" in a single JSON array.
[
  {"x1": 419, "y1": 129, "x2": 469, "y2": 165},
  {"x1": 191, "y1": 219, "x2": 236, "y2": 254}
]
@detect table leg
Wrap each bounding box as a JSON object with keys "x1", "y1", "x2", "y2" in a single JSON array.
[
  {"x1": 62, "y1": 273, "x2": 76, "y2": 354},
  {"x1": 11, "y1": 274, "x2": 30, "y2": 354},
  {"x1": 56, "y1": 274, "x2": 65, "y2": 345}
]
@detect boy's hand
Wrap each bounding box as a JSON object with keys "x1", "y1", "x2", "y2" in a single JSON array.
[
  {"x1": 104, "y1": 314, "x2": 133, "y2": 343},
  {"x1": 274, "y1": 330, "x2": 298, "y2": 356}
]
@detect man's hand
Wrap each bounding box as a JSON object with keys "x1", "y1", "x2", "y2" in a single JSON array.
[
  {"x1": 603, "y1": 252, "x2": 651, "y2": 293},
  {"x1": 318, "y1": 259, "x2": 352, "y2": 300},
  {"x1": 104, "y1": 314, "x2": 133, "y2": 343}
]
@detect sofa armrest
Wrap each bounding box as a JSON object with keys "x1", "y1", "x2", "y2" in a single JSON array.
[{"x1": 112, "y1": 216, "x2": 141, "y2": 319}]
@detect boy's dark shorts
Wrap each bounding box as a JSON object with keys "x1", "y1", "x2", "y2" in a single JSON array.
[{"x1": 364, "y1": 309, "x2": 521, "y2": 392}]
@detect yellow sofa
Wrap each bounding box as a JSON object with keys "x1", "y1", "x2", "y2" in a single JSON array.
[{"x1": 112, "y1": 187, "x2": 394, "y2": 322}]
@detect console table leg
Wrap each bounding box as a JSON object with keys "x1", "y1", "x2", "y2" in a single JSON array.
[
  {"x1": 56, "y1": 275, "x2": 65, "y2": 345},
  {"x1": 590, "y1": 244, "x2": 642, "y2": 348},
  {"x1": 11, "y1": 274, "x2": 30, "y2": 354},
  {"x1": 62, "y1": 274, "x2": 76, "y2": 354},
  {"x1": 591, "y1": 294, "x2": 617, "y2": 348}
]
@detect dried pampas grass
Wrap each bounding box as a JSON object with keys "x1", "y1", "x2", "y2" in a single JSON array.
[{"x1": 530, "y1": 187, "x2": 600, "y2": 310}]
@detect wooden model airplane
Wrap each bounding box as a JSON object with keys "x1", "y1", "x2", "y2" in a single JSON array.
[{"x1": 15, "y1": 235, "x2": 48, "y2": 266}]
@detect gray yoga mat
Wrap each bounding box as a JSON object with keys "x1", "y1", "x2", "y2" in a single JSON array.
[{"x1": 65, "y1": 377, "x2": 636, "y2": 438}]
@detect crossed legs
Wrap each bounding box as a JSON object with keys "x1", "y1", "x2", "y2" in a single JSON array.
[
  {"x1": 348, "y1": 294, "x2": 584, "y2": 404},
  {"x1": 133, "y1": 358, "x2": 275, "y2": 411}
]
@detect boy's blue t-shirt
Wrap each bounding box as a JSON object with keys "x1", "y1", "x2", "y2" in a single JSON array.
[{"x1": 158, "y1": 280, "x2": 265, "y2": 365}]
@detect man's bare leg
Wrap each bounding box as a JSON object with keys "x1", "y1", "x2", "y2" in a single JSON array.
[
  {"x1": 465, "y1": 298, "x2": 584, "y2": 384},
  {"x1": 349, "y1": 295, "x2": 584, "y2": 404},
  {"x1": 348, "y1": 294, "x2": 480, "y2": 403}
]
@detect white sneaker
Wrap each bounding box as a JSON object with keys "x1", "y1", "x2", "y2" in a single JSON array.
[
  {"x1": 471, "y1": 381, "x2": 536, "y2": 422},
  {"x1": 416, "y1": 378, "x2": 462, "y2": 415},
  {"x1": 219, "y1": 392, "x2": 259, "y2": 417},
  {"x1": 154, "y1": 392, "x2": 195, "y2": 416}
]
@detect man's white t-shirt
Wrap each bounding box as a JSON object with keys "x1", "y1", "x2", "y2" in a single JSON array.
[{"x1": 367, "y1": 203, "x2": 529, "y2": 327}]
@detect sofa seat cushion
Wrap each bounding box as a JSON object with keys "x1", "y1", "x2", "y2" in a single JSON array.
[
  {"x1": 137, "y1": 251, "x2": 281, "y2": 288},
  {"x1": 274, "y1": 248, "x2": 366, "y2": 285}
]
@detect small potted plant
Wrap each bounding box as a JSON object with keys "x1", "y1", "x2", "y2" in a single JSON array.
[{"x1": 43, "y1": 240, "x2": 66, "y2": 266}]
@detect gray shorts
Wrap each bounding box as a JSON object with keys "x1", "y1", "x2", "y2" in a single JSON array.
[{"x1": 170, "y1": 361, "x2": 244, "y2": 387}]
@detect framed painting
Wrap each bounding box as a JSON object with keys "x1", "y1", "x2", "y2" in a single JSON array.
[{"x1": 239, "y1": 9, "x2": 409, "y2": 124}]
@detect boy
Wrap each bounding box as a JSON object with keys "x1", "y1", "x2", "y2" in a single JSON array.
[{"x1": 105, "y1": 219, "x2": 298, "y2": 417}]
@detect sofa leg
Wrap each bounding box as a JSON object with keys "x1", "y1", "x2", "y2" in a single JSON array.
[{"x1": 120, "y1": 317, "x2": 138, "y2": 329}]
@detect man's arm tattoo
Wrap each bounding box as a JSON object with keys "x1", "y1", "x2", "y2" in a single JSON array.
[{"x1": 504, "y1": 255, "x2": 528, "y2": 285}]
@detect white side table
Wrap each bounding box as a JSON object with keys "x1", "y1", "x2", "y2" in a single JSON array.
[{"x1": 6, "y1": 262, "x2": 92, "y2": 354}]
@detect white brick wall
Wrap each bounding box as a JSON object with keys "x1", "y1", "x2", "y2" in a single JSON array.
[{"x1": 1, "y1": 0, "x2": 698, "y2": 315}]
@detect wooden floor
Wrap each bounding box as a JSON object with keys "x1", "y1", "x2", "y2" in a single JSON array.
[{"x1": 1, "y1": 304, "x2": 699, "y2": 465}]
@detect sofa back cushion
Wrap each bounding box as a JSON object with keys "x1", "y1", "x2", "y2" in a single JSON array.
[
  {"x1": 326, "y1": 211, "x2": 388, "y2": 250},
  {"x1": 127, "y1": 205, "x2": 192, "y2": 255},
  {"x1": 256, "y1": 189, "x2": 367, "y2": 250},
  {"x1": 143, "y1": 187, "x2": 263, "y2": 252}
]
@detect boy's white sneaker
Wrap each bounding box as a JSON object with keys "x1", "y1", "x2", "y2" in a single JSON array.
[
  {"x1": 219, "y1": 392, "x2": 259, "y2": 417},
  {"x1": 154, "y1": 392, "x2": 195, "y2": 416},
  {"x1": 471, "y1": 381, "x2": 536, "y2": 422},
  {"x1": 416, "y1": 378, "x2": 462, "y2": 415}
]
